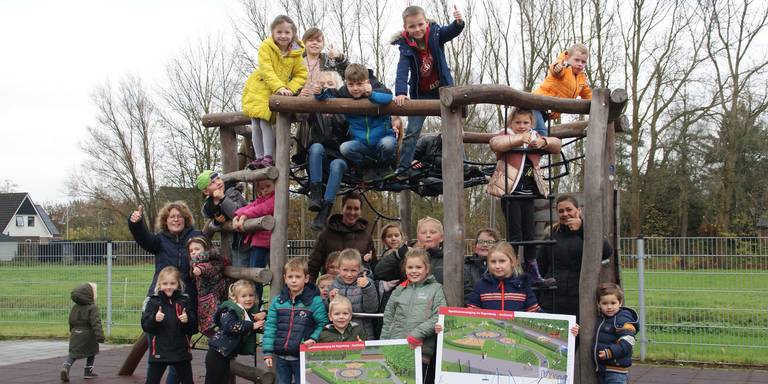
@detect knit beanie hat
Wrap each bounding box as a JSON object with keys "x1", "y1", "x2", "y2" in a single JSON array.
[{"x1": 196, "y1": 170, "x2": 219, "y2": 191}]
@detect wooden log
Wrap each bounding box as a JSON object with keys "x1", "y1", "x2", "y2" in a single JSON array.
[
  {"x1": 117, "y1": 333, "x2": 147, "y2": 375},
  {"x1": 205, "y1": 216, "x2": 276, "y2": 234},
  {"x1": 608, "y1": 88, "x2": 629, "y2": 122},
  {"x1": 219, "y1": 126, "x2": 238, "y2": 268},
  {"x1": 223, "y1": 266, "x2": 273, "y2": 284},
  {"x1": 615, "y1": 114, "x2": 629, "y2": 133},
  {"x1": 221, "y1": 168, "x2": 278, "y2": 183},
  {"x1": 271, "y1": 113, "x2": 291, "y2": 298},
  {"x1": 231, "y1": 360, "x2": 275, "y2": 383},
  {"x1": 203, "y1": 112, "x2": 250, "y2": 128},
  {"x1": 440, "y1": 84, "x2": 591, "y2": 114},
  {"x1": 578, "y1": 88, "x2": 611, "y2": 384},
  {"x1": 462, "y1": 121, "x2": 591, "y2": 143},
  {"x1": 439, "y1": 88, "x2": 466, "y2": 307},
  {"x1": 398, "y1": 191, "x2": 412, "y2": 237},
  {"x1": 269, "y1": 96, "x2": 440, "y2": 116}
]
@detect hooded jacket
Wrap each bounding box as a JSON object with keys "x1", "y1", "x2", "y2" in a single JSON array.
[
  {"x1": 140, "y1": 290, "x2": 197, "y2": 363},
  {"x1": 234, "y1": 191, "x2": 274, "y2": 248},
  {"x1": 191, "y1": 247, "x2": 231, "y2": 336},
  {"x1": 487, "y1": 129, "x2": 562, "y2": 198},
  {"x1": 391, "y1": 20, "x2": 465, "y2": 98},
  {"x1": 308, "y1": 214, "x2": 375, "y2": 281},
  {"x1": 262, "y1": 283, "x2": 328, "y2": 357},
  {"x1": 208, "y1": 300, "x2": 258, "y2": 357},
  {"x1": 532, "y1": 50, "x2": 592, "y2": 119},
  {"x1": 381, "y1": 275, "x2": 446, "y2": 358},
  {"x1": 242, "y1": 38, "x2": 307, "y2": 122},
  {"x1": 68, "y1": 283, "x2": 104, "y2": 358},
  {"x1": 467, "y1": 272, "x2": 541, "y2": 312},
  {"x1": 594, "y1": 307, "x2": 639, "y2": 374}
]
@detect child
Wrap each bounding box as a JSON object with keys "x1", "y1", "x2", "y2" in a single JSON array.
[
  {"x1": 381, "y1": 223, "x2": 406, "y2": 252},
  {"x1": 316, "y1": 274, "x2": 335, "y2": 304},
  {"x1": 315, "y1": 63, "x2": 396, "y2": 173},
  {"x1": 140, "y1": 266, "x2": 197, "y2": 384},
  {"x1": 318, "y1": 295, "x2": 367, "y2": 342},
  {"x1": 299, "y1": 27, "x2": 348, "y2": 93},
  {"x1": 324, "y1": 251, "x2": 341, "y2": 276},
  {"x1": 206, "y1": 280, "x2": 266, "y2": 384},
  {"x1": 376, "y1": 224, "x2": 409, "y2": 301},
  {"x1": 381, "y1": 248, "x2": 446, "y2": 384},
  {"x1": 197, "y1": 170, "x2": 249, "y2": 266},
  {"x1": 391, "y1": 5, "x2": 464, "y2": 180},
  {"x1": 328, "y1": 249, "x2": 379, "y2": 339},
  {"x1": 532, "y1": 43, "x2": 593, "y2": 135},
  {"x1": 243, "y1": 15, "x2": 307, "y2": 168},
  {"x1": 263, "y1": 258, "x2": 328, "y2": 384},
  {"x1": 466, "y1": 242, "x2": 541, "y2": 312},
  {"x1": 188, "y1": 236, "x2": 230, "y2": 337},
  {"x1": 487, "y1": 108, "x2": 561, "y2": 286},
  {"x1": 233, "y1": 177, "x2": 276, "y2": 306},
  {"x1": 594, "y1": 283, "x2": 638, "y2": 384},
  {"x1": 60, "y1": 283, "x2": 104, "y2": 382}
]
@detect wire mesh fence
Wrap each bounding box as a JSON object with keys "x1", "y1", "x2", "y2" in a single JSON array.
[{"x1": 0, "y1": 237, "x2": 766, "y2": 365}]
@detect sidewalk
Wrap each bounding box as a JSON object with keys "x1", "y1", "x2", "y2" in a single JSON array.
[{"x1": 0, "y1": 340, "x2": 765, "y2": 383}]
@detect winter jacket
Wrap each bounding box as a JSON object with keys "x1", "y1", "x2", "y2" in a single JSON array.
[
  {"x1": 467, "y1": 272, "x2": 541, "y2": 312},
  {"x1": 263, "y1": 283, "x2": 328, "y2": 357},
  {"x1": 208, "y1": 300, "x2": 258, "y2": 357},
  {"x1": 594, "y1": 307, "x2": 638, "y2": 374},
  {"x1": 234, "y1": 192, "x2": 275, "y2": 248},
  {"x1": 317, "y1": 322, "x2": 367, "y2": 343},
  {"x1": 381, "y1": 275, "x2": 446, "y2": 358},
  {"x1": 374, "y1": 244, "x2": 409, "y2": 282},
  {"x1": 487, "y1": 129, "x2": 562, "y2": 198},
  {"x1": 191, "y1": 247, "x2": 231, "y2": 336},
  {"x1": 330, "y1": 275, "x2": 380, "y2": 339},
  {"x1": 315, "y1": 74, "x2": 394, "y2": 148},
  {"x1": 202, "y1": 181, "x2": 247, "y2": 222},
  {"x1": 537, "y1": 224, "x2": 613, "y2": 319},
  {"x1": 242, "y1": 38, "x2": 307, "y2": 122},
  {"x1": 293, "y1": 112, "x2": 348, "y2": 164},
  {"x1": 533, "y1": 51, "x2": 593, "y2": 120},
  {"x1": 392, "y1": 20, "x2": 465, "y2": 98},
  {"x1": 140, "y1": 291, "x2": 197, "y2": 363},
  {"x1": 68, "y1": 283, "x2": 104, "y2": 359},
  {"x1": 128, "y1": 217, "x2": 201, "y2": 302},
  {"x1": 463, "y1": 254, "x2": 486, "y2": 303},
  {"x1": 308, "y1": 214, "x2": 375, "y2": 280}
]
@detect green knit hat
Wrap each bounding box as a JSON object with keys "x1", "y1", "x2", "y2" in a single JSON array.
[{"x1": 196, "y1": 170, "x2": 219, "y2": 191}]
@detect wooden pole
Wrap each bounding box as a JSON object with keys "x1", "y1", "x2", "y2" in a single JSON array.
[
  {"x1": 270, "y1": 96, "x2": 440, "y2": 116},
  {"x1": 600, "y1": 120, "x2": 619, "y2": 285},
  {"x1": 439, "y1": 87, "x2": 466, "y2": 307},
  {"x1": 219, "y1": 126, "x2": 238, "y2": 264},
  {"x1": 271, "y1": 113, "x2": 291, "y2": 298},
  {"x1": 398, "y1": 191, "x2": 412, "y2": 238},
  {"x1": 579, "y1": 88, "x2": 611, "y2": 384},
  {"x1": 117, "y1": 333, "x2": 147, "y2": 375}
]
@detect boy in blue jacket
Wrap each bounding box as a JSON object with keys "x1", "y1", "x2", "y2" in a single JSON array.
[
  {"x1": 391, "y1": 5, "x2": 464, "y2": 180},
  {"x1": 594, "y1": 283, "x2": 638, "y2": 384}
]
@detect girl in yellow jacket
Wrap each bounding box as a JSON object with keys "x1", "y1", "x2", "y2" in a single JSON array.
[
  {"x1": 242, "y1": 15, "x2": 307, "y2": 168},
  {"x1": 531, "y1": 43, "x2": 592, "y2": 136}
]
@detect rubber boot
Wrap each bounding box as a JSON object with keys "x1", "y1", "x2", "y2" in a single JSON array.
[
  {"x1": 60, "y1": 363, "x2": 70, "y2": 382},
  {"x1": 526, "y1": 259, "x2": 556, "y2": 288},
  {"x1": 311, "y1": 202, "x2": 333, "y2": 231},
  {"x1": 84, "y1": 366, "x2": 98, "y2": 379},
  {"x1": 308, "y1": 182, "x2": 323, "y2": 212}
]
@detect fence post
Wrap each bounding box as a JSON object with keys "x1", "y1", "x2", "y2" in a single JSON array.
[
  {"x1": 106, "y1": 241, "x2": 113, "y2": 338},
  {"x1": 636, "y1": 235, "x2": 647, "y2": 361}
]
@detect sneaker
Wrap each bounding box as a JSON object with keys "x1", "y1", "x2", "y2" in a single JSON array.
[
  {"x1": 84, "y1": 366, "x2": 98, "y2": 379},
  {"x1": 262, "y1": 155, "x2": 274, "y2": 166},
  {"x1": 247, "y1": 156, "x2": 263, "y2": 170},
  {"x1": 60, "y1": 365, "x2": 70, "y2": 382}
]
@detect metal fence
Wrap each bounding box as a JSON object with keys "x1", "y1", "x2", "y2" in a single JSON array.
[{"x1": 0, "y1": 237, "x2": 766, "y2": 365}]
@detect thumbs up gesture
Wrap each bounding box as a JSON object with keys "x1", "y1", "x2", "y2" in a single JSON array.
[
  {"x1": 453, "y1": 5, "x2": 462, "y2": 22},
  {"x1": 178, "y1": 308, "x2": 188, "y2": 324},
  {"x1": 328, "y1": 44, "x2": 340, "y2": 59},
  {"x1": 130, "y1": 205, "x2": 144, "y2": 223},
  {"x1": 155, "y1": 306, "x2": 165, "y2": 322}
]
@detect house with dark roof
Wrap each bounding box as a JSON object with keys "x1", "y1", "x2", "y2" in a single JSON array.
[{"x1": 0, "y1": 193, "x2": 61, "y2": 242}]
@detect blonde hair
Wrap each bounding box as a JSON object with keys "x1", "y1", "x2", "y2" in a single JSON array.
[
  {"x1": 402, "y1": 247, "x2": 430, "y2": 274},
  {"x1": 345, "y1": 63, "x2": 368, "y2": 83},
  {"x1": 402, "y1": 5, "x2": 426, "y2": 23},
  {"x1": 488, "y1": 242, "x2": 523, "y2": 277},
  {"x1": 417, "y1": 216, "x2": 444, "y2": 235},
  {"x1": 228, "y1": 279, "x2": 256, "y2": 300},
  {"x1": 155, "y1": 201, "x2": 195, "y2": 233},
  {"x1": 316, "y1": 274, "x2": 335, "y2": 286},
  {"x1": 380, "y1": 223, "x2": 406, "y2": 244},
  {"x1": 88, "y1": 282, "x2": 98, "y2": 300},
  {"x1": 567, "y1": 43, "x2": 589, "y2": 57},
  {"x1": 284, "y1": 257, "x2": 309, "y2": 276},
  {"x1": 318, "y1": 70, "x2": 342, "y2": 89},
  {"x1": 328, "y1": 294, "x2": 352, "y2": 314},
  {"x1": 154, "y1": 266, "x2": 185, "y2": 295},
  {"x1": 338, "y1": 248, "x2": 362, "y2": 268}
]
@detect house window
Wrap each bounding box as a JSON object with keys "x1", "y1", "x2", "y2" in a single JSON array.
[
  {"x1": 16, "y1": 216, "x2": 24, "y2": 227},
  {"x1": 28, "y1": 216, "x2": 35, "y2": 227}
]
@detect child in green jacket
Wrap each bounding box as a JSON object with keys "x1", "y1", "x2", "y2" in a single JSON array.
[
  {"x1": 60, "y1": 283, "x2": 104, "y2": 382},
  {"x1": 318, "y1": 295, "x2": 367, "y2": 342}
]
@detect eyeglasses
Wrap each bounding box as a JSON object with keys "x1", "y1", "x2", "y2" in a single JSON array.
[{"x1": 476, "y1": 239, "x2": 497, "y2": 246}]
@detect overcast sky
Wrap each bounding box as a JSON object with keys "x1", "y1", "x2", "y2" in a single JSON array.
[{"x1": 0, "y1": 0, "x2": 239, "y2": 204}]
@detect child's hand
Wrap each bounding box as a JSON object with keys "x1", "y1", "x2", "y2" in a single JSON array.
[
  {"x1": 264, "y1": 356, "x2": 273, "y2": 368},
  {"x1": 363, "y1": 83, "x2": 372, "y2": 97},
  {"x1": 253, "y1": 311, "x2": 267, "y2": 321},
  {"x1": 406, "y1": 335, "x2": 423, "y2": 349},
  {"x1": 598, "y1": 350, "x2": 607, "y2": 360},
  {"x1": 299, "y1": 86, "x2": 314, "y2": 97},
  {"x1": 253, "y1": 320, "x2": 265, "y2": 330},
  {"x1": 327, "y1": 44, "x2": 341, "y2": 59},
  {"x1": 212, "y1": 186, "x2": 225, "y2": 200},
  {"x1": 570, "y1": 324, "x2": 580, "y2": 336},
  {"x1": 214, "y1": 214, "x2": 226, "y2": 224},
  {"x1": 178, "y1": 309, "x2": 188, "y2": 324},
  {"x1": 329, "y1": 288, "x2": 339, "y2": 300},
  {"x1": 530, "y1": 137, "x2": 545, "y2": 149},
  {"x1": 363, "y1": 251, "x2": 373, "y2": 262},
  {"x1": 193, "y1": 267, "x2": 202, "y2": 277},
  {"x1": 356, "y1": 276, "x2": 369, "y2": 288},
  {"x1": 411, "y1": 160, "x2": 424, "y2": 169},
  {"x1": 155, "y1": 306, "x2": 165, "y2": 323},
  {"x1": 435, "y1": 324, "x2": 443, "y2": 333},
  {"x1": 452, "y1": 5, "x2": 462, "y2": 22},
  {"x1": 276, "y1": 88, "x2": 293, "y2": 96},
  {"x1": 303, "y1": 339, "x2": 316, "y2": 346},
  {"x1": 130, "y1": 205, "x2": 143, "y2": 223},
  {"x1": 395, "y1": 95, "x2": 408, "y2": 106}
]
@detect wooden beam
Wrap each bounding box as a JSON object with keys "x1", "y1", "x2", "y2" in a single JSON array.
[
  {"x1": 398, "y1": 191, "x2": 412, "y2": 237},
  {"x1": 219, "y1": 127, "x2": 238, "y2": 265},
  {"x1": 579, "y1": 88, "x2": 611, "y2": 384},
  {"x1": 221, "y1": 168, "x2": 278, "y2": 183},
  {"x1": 439, "y1": 88, "x2": 466, "y2": 307},
  {"x1": 269, "y1": 95, "x2": 440, "y2": 116},
  {"x1": 231, "y1": 361, "x2": 275, "y2": 383},
  {"x1": 271, "y1": 113, "x2": 291, "y2": 298},
  {"x1": 223, "y1": 266, "x2": 273, "y2": 284},
  {"x1": 608, "y1": 88, "x2": 629, "y2": 122},
  {"x1": 117, "y1": 333, "x2": 147, "y2": 375},
  {"x1": 205, "y1": 216, "x2": 276, "y2": 233},
  {"x1": 440, "y1": 84, "x2": 591, "y2": 114}
]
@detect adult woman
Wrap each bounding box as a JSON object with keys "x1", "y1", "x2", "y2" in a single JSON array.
[{"x1": 537, "y1": 195, "x2": 612, "y2": 320}]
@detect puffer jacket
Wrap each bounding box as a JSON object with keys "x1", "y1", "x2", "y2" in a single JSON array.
[
  {"x1": 467, "y1": 272, "x2": 541, "y2": 312},
  {"x1": 208, "y1": 300, "x2": 258, "y2": 357},
  {"x1": 308, "y1": 214, "x2": 375, "y2": 280},
  {"x1": 533, "y1": 50, "x2": 593, "y2": 119},
  {"x1": 330, "y1": 275, "x2": 380, "y2": 339},
  {"x1": 381, "y1": 275, "x2": 446, "y2": 358},
  {"x1": 242, "y1": 38, "x2": 307, "y2": 122},
  {"x1": 202, "y1": 181, "x2": 247, "y2": 221},
  {"x1": 391, "y1": 20, "x2": 465, "y2": 98},
  {"x1": 68, "y1": 283, "x2": 104, "y2": 358},
  {"x1": 487, "y1": 129, "x2": 562, "y2": 198},
  {"x1": 191, "y1": 247, "x2": 231, "y2": 336},
  {"x1": 234, "y1": 191, "x2": 274, "y2": 248},
  {"x1": 140, "y1": 291, "x2": 197, "y2": 363},
  {"x1": 463, "y1": 254, "x2": 486, "y2": 302},
  {"x1": 263, "y1": 283, "x2": 328, "y2": 357},
  {"x1": 317, "y1": 322, "x2": 367, "y2": 343},
  {"x1": 594, "y1": 307, "x2": 639, "y2": 374}
]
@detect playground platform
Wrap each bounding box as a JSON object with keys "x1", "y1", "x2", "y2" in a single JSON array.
[{"x1": 0, "y1": 340, "x2": 765, "y2": 383}]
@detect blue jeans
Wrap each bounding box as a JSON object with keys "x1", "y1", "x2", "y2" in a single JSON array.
[
  {"x1": 532, "y1": 110, "x2": 549, "y2": 136},
  {"x1": 276, "y1": 356, "x2": 301, "y2": 384},
  {"x1": 600, "y1": 371, "x2": 629, "y2": 384},
  {"x1": 308, "y1": 143, "x2": 349, "y2": 203},
  {"x1": 398, "y1": 89, "x2": 439, "y2": 172},
  {"x1": 340, "y1": 137, "x2": 396, "y2": 166},
  {"x1": 250, "y1": 247, "x2": 269, "y2": 309},
  {"x1": 230, "y1": 244, "x2": 250, "y2": 267}
]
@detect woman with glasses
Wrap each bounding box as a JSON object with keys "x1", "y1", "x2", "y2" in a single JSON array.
[{"x1": 463, "y1": 229, "x2": 500, "y2": 302}]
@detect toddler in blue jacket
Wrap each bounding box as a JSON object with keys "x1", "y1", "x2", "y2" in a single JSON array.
[{"x1": 594, "y1": 283, "x2": 639, "y2": 384}]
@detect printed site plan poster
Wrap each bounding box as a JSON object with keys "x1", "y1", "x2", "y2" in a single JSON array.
[
  {"x1": 300, "y1": 339, "x2": 422, "y2": 384},
  {"x1": 435, "y1": 307, "x2": 576, "y2": 384}
]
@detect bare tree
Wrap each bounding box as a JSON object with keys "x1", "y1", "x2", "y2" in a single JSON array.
[{"x1": 0, "y1": 179, "x2": 19, "y2": 193}]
